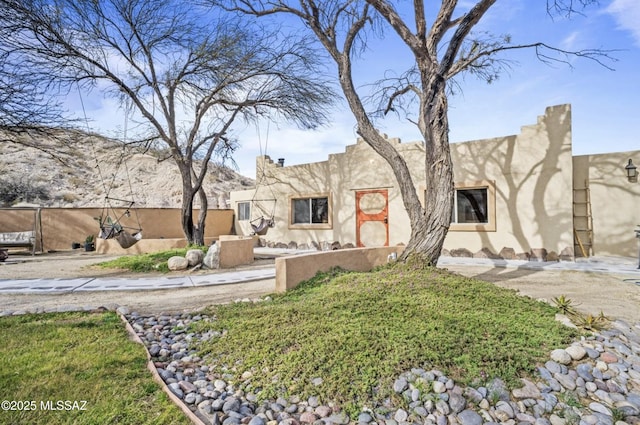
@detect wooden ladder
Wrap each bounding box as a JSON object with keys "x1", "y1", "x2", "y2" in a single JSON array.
[{"x1": 573, "y1": 181, "x2": 594, "y2": 257}]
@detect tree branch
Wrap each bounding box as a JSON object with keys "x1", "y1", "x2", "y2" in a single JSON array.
[
  {"x1": 447, "y1": 41, "x2": 618, "y2": 79},
  {"x1": 546, "y1": 0, "x2": 599, "y2": 18},
  {"x1": 438, "y1": 0, "x2": 497, "y2": 76}
]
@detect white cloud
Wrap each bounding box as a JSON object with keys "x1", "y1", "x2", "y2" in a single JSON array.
[
  {"x1": 561, "y1": 31, "x2": 580, "y2": 50},
  {"x1": 607, "y1": 0, "x2": 640, "y2": 47},
  {"x1": 233, "y1": 114, "x2": 359, "y2": 178}
]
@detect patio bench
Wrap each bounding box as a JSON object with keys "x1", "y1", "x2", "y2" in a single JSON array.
[{"x1": 0, "y1": 231, "x2": 37, "y2": 256}]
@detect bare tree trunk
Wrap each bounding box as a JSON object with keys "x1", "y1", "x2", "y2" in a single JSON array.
[
  {"x1": 181, "y1": 192, "x2": 196, "y2": 245},
  {"x1": 180, "y1": 189, "x2": 207, "y2": 246},
  {"x1": 336, "y1": 45, "x2": 453, "y2": 265},
  {"x1": 178, "y1": 161, "x2": 198, "y2": 245},
  {"x1": 402, "y1": 81, "x2": 454, "y2": 264},
  {"x1": 194, "y1": 186, "x2": 208, "y2": 246},
  {"x1": 178, "y1": 160, "x2": 208, "y2": 246}
]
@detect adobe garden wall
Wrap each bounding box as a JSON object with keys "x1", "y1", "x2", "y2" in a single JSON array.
[{"x1": 0, "y1": 207, "x2": 234, "y2": 253}]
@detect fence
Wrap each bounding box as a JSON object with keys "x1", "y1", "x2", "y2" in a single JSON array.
[{"x1": 0, "y1": 207, "x2": 234, "y2": 253}]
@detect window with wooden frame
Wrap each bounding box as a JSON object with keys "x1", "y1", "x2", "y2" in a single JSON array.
[
  {"x1": 289, "y1": 193, "x2": 332, "y2": 229},
  {"x1": 450, "y1": 181, "x2": 496, "y2": 231}
]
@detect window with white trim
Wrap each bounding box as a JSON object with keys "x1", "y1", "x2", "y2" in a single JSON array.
[{"x1": 237, "y1": 201, "x2": 250, "y2": 221}]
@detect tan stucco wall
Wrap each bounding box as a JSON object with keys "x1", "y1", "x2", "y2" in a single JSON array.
[
  {"x1": 0, "y1": 208, "x2": 41, "y2": 235},
  {"x1": 330, "y1": 138, "x2": 425, "y2": 247},
  {"x1": 574, "y1": 150, "x2": 640, "y2": 257},
  {"x1": 218, "y1": 235, "x2": 255, "y2": 268},
  {"x1": 96, "y1": 235, "x2": 255, "y2": 266},
  {"x1": 231, "y1": 104, "x2": 577, "y2": 258},
  {"x1": 447, "y1": 104, "x2": 575, "y2": 258},
  {"x1": 0, "y1": 208, "x2": 234, "y2": 253},
  {"x1": 230, "y1": 136, "x2": 423, "y2": 248},
  {"x1": 275, "y1": 246, "x2": 405, "y2": 292}
]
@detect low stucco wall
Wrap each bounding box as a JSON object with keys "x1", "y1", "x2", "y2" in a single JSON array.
[
  {"x1": 218, "y1": 236, "x2": 255, "y2": 269},
  {"x1": 275, "y1": 246, "x2": 405, "y2": 292}
]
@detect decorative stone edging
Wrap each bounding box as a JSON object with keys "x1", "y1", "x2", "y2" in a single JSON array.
[
  {"x1": 117, "y1": 309, "x2": 208, "y2": 425},
  {"x1": 255, "y1": 240, "x2": 575, "y2": 263},
  {"x1": 442, "y1": 247, "x2": 575, "y2": 262}
]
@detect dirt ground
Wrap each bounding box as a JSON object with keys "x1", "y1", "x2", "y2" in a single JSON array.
[
  {"x1": 0, "y1": 252, "x2": 276, "y2": 314},
  {"x1": 443, "y1": 264, "x2": 640, "y2": 324},
  {"x1": 1, "y1": 252, "x2": 639, "y2": 322}
]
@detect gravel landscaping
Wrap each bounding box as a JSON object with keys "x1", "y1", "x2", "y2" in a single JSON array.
[{"x1": 125, "y1": 304, "x2": 640, "y2": 425}]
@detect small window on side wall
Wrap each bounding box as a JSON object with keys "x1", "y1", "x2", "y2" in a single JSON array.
[
  {"x1": 454, "y1": 188, "x2": 487, "y2": 223},
  {"x1": 237, "y1": 201, "x2": 250, "y2": 221},
  {"x1": 290, "y1": 194, "x2": 331, "y2": 228},
  {"x1": 450, "y1": 181, "x2": 496, "y2": 231}
]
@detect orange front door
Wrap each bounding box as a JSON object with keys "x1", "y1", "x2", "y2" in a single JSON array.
[{"x1": 356, "y1": 189, "x2": 389, "y2": 247}]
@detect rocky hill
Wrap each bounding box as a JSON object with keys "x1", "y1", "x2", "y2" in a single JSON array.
[{"x1": 0, "y1": 129, "x2": 254, "y2": 208}]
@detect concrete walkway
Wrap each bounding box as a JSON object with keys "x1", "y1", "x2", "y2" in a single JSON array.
[
  {"x1": 437, "y1": 255, "x2": 640, "y2": 276},
  {"x1": 0, "y1": 268, "x2": 275, "y2": 294},
  {"x1": 0, "y1": 251, "x2": 638, "y2": 295}
]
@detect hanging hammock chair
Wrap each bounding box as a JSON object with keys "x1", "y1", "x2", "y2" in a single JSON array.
[
  {"x1": 97, "y1": 202, "x2": 143, "y2": 249},
  {"x1": 93, "y1": 141, "x2": 143, "y2": 249},
  {"x1": 81, "y1": 88, "x2": 143, "y2": 249},
  {"x1": 115, "y1": 227, "x2": 142, "y2": 249},
  {"x1": 247, "y1": 122, "x2": 277, "y2": 236},
  {"x1": 250, "y1": 215, "x2": 275, "y2": 236}
]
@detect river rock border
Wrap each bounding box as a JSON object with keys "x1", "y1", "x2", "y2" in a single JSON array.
[
  {"x1": 124, "y1": 301, "x2": 640, "y2": 425},
  {"x1": 442, "y1": 247, "x2": 575, "y2": 262},
  {"x1": 255, "y1": 239, "x2": 574, "y2": 263}
]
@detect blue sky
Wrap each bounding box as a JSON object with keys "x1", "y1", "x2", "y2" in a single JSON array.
[
  {"x1": 69, "y1": 1, "x2": 639, "y2": 179},
  {"x1": 230, "y1": 0, "x2": 640, "y2": 178}
]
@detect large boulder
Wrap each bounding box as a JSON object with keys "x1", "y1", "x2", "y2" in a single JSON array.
[
  {"x1": 185, "y1": 249, "x2": 204, "y2": 267},
  {"x1": 167, "y1": 256, "x2": 189, "y2": 271},
  {"x1": 202, "y1": 243, "x2": 220, "y2": 269}
]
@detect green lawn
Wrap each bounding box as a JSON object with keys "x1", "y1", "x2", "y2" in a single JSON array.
[
  {"x1": 0, "y1": 312, "x2": 191, "y2": 425},
  {"x1": 96, "y1": 246, "x2": 207, "y2": 273},
  {"x1": 195, "y1": 263, "x2": 577, "y2": 416}
]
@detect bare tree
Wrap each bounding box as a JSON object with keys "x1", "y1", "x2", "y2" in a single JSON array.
[
  {"x1": 220, "y1": 0, "x2": 613, "y2": 264},
  {"x1": 1, "y1": 0, "x2": 335, "y2": 245},
  {"x1": 0, "y1": 10, "x2": 75, "y2": 161},
  {"x1": 546, "y1": 0, "x2": 599, "y2": 17}
]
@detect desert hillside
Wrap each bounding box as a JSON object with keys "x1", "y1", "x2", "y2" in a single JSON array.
[{"x1": 0, "y1": 129, "x2": 254, "y2": 209}]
